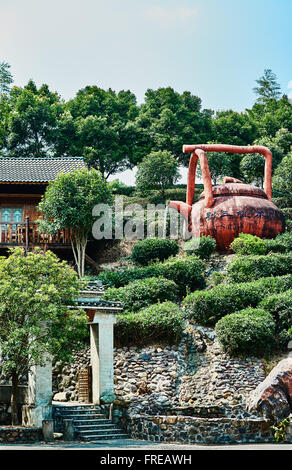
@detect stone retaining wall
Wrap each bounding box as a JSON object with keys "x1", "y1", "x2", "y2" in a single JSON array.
[
  {"x1": 52, "y1": 325, "x2": 266, "y2": 412},
  {"x1": 0, "y1": 426, "x2": 42, "y2": 443},
  {"x1": 125, "y1": 415, "x2": 274, "y2": 445}
]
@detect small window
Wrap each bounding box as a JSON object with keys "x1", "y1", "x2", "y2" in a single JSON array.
[{"x1": 1, "y1": 208, "x2": 23, "y2": 222}]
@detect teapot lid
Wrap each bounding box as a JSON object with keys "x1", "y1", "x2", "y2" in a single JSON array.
[{"x1": 198, "y1": 183, "x2": 267, "y2": 201}]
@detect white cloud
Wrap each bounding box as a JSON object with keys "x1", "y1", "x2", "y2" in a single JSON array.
[{"x1": 146, "y1": 6, "x2": 197, "y2": 26}]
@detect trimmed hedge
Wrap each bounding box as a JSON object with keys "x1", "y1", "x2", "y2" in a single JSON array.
[
  {"x1": 215, "y1": 308, "x2": 275, "y2": 356},
  {"x1": 184, "y1": 236, "x2": 216, "y2": 259},
  {"x1": 226, "y1": 253, "x2": 292, "y2": 283},
  {"x1": 265, "y1": 232, "x2": 292, "y2": 253},
  {"x1": 98, "y1": 256, "x2": 206, "y2": 296},
  {"x1": 131, "y1": 238, "x2": 179, "y2": 265},
  {"x1": 114, "y1": 301, "x2": 184, "y2": 346},
  {"x1": 259, "y1": 290, "x2": 292, "y2": 332},
  {"x1": 230, "y1": 233, "x2": 267, "y2": 256},
  {"x1": 182, "y1": 275, "x2": 292, "y2": 326},
  {"x1": 103, "y1": 277, "x2": 179, "y2": 312}
]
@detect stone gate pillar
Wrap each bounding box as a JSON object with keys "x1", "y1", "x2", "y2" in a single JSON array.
[
  {"x1": 89, "y1": 307, "x2": 122, "y2": 404},
  {"x1": 22, "y1": 359, "x2": 52, "y2": 427}
]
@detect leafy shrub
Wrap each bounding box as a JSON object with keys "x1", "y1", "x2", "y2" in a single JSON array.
[
  {"x1": 215, "y1": 308, "x2": 275, "y2": 356},
  {"x1": 183, "y1": 275, "x2": 292, "y2": 326},
  {"x1": 230, "y1": 233, "x2": 267, "y2": 256},
  {"x1": 108, "y1": 179, "x2": 135, "y2": 196},
  {"x1": 227, "y1": 253, "x2": 292, "y2": 283},
  {"x1": 184, "y1": 236, "x2": 216, "y2": 259},
  {"x1": 131, "y1": 238, "x2": 179, "y2": 265},
  {"x1": 272, "y1": 196, "x2": 292, "y2": 209},
  {"x1": 103, "y1": 277, "x2": 179, "y2": 312},
  {"x1": 265, "y1": 232, "x2": 292, "y2": 253},
  {"x1": 282, "y1": 208, "x2": 292, "y2": 220},
  {"x1": 286, "y1": 220, "x2": 292, "y2": 233},
  {"x1": 259, "y1": 290, "x2": 292, "y2": 332},
  {"x1": 115, "y1": 301, "x2": 184, "y2": 346},
  {"x1": 98, "y1": 256, "x2": 205, "y2": 296}
]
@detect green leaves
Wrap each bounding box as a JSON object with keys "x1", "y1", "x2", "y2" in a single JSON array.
[
  {"x1": 135, "y1": 150, "x2": 179, "y2": 196},
  {"x1": 215, "y1": 308, "x2": 276, "y2": 357},
  {"x1": 38, "y1": 167, "x2": 112, "y2": 276},
  {"x1": 0, "y1": 247, "x2": 88, "y2": 378},
  {"x1": 115, "y1": 302, "x2": 184, "y2": 347}
]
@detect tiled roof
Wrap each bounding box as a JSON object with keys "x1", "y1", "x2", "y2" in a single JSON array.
[
  {"x1": 76, "y1": 298, "x2": 124, "y2": 309},
  {"x1": 0, "y1": 157, "x2": 85, "y2": 183}
]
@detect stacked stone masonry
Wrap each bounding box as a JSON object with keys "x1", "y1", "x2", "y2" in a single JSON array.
[{"x1": 52, "y1": 325, "x2": 266, "y2": 412}]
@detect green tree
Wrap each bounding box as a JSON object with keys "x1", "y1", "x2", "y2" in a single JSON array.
[
  {"x1": 136, "y1": 87, "x2": 213, "y2": 165},
  {"x1": 253, "y1": 69, "x2": 281, "y2": 104},
  {"x1": 6, "y1": 80, "x2": 63, "y2": 157},
  {"x1": 135, "y1": 150, "x2": 180, "y2": 198},
  {"x1": 0, "y1": 62, "x2": 13, "y2": 96},
  {"x1": 55, "y1": 86, "x2": 140, "y2": 178},
  {"x1": 212, "y1": 110, "x2": 259, "y2": 179},
  {"x1": 38, "y1": 168, "x2": 112, "y2": 277},
  {"x1": 273, "y1": 153, "x2": 292, "y2": 195},
  {"x1": 0, "y1": 247, "x2": 87, "y2": 425}
]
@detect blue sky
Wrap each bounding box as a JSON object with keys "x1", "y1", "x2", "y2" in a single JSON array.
[{"x1": 1, "y1": 0, "x2": 291, "y2": 183}]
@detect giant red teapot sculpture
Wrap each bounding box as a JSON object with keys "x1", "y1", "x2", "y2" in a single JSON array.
[{"x1": 169, "y1": 144, "x2": 285, "y2": 251}]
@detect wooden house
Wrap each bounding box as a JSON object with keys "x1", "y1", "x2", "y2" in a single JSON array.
[{"x1": 0, "y1": 157, "x2": 85, "y2": 252}]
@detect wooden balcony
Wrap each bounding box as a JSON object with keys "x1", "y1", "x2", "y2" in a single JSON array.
[{"x1": 0, "y1": 218, "x2": 71, "y2": 249}]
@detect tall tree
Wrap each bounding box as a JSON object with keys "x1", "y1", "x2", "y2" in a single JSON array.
[
  {"x1": 136, "y1": 87, "x2": 213, "y2": 165},
  {"x1": 6, "y1": 80, "x2": 63, "y2": 157},
  {"x1": 211, "y1": 110, "x2": 259, "y2": 179},
  {"x1": 55, "y1": 86, "x2": 140, "y2": 178},
  {"x1": 0, "y1": 247, "x2": 87, "y2": 424},
  {"x1": 135, "y1": 150, "x2": 179, "y2": 198},
  {"x1": 38, "y1": 168, "x2": 112, "y2": 277},
  {"x1": 0, "y1": 62, "x2": 13, "y2": 96},
  {"x1": 253, "y1": 69, "x2": 281, "y2": 104}
]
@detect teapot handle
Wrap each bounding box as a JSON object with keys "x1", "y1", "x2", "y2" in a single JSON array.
[{"x1": 183, "y1": 144, "x2": 273, "y2": 208}]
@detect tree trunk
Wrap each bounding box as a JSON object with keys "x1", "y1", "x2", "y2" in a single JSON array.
[{"x1": 11, "y1": 372, "x2": 19, "y2": 425}]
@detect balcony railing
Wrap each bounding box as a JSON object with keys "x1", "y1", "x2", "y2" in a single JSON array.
[{"x1": 0, "y1": 217, "x2": 71, "y2": 247}]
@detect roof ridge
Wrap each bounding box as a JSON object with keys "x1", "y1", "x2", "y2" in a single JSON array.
[{"x1": 0, "y1": 156, "x2": 84, "y2": 161}]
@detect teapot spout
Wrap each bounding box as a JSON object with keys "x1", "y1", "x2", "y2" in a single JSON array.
[{"x1": 169, "y1": 201, "x2": 192, "y2": 222}]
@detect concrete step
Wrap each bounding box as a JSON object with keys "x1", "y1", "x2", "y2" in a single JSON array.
[
  {"x1": 62, "y1": 413, "x2": 106, "y2": 419},
  {"x1": 74, "y1": 424, "x2": 121, "y2": 430},
  {"x1": 78, "y1": 428, "x2": 122, "y2": 435},
  {"x1": 80, "y1": 433, "x2": 129, "y2": 441},
  {"x1": 71, "y1": 418, "x2": 112, "y2": 425}
]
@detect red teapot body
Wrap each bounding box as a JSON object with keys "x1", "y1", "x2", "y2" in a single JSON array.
[{"x1": 169, "y1": 144, "x2": 285, "y2": 251}]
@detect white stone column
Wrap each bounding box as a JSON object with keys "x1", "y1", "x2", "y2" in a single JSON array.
[
  {"x1": 98, "y1": 313, "x2": 116, "y2": 397},
  {"x1": 89, "y1": 310, "x2": 117, "y2": 404},
  {"x1": 22, "y1": 360, "x2": 52, "y2": 427},
  {"x1": 90, "y1": 323, "x2": 100, "y2": 404}
]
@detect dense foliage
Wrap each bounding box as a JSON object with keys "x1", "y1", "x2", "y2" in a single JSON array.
[
  {"x1": 38, "y1": 168, "x2": 112, "y2": 277},
  {"x1": 183, "y1": 275, "x2": 292, "y2": 326},
  {"x1": 131, "y1": 238, "x2": 179, "y2": 265},
  {"x1": 103, "y1": 277, "x2": 179, "y2": 312},
  {"x1": 98, "y1": 255, "x2": 205, "y2": 296},
  {"x1": 259, "y1": 290, "x2": 292, "y2": 332},
  {"x1": 215, "y1": 308, "x2": 275, "y2": 356},
  {"x1": 1, "y1": 68, "x2": 292, "y2": 187},
  {"x1": 0, "y1": 248, "x2": 87, "y2": 424},
  {"x1": 184, "y1": 236, "x2": 216, "y2": 259},
  {"x1": 230, "y1": 233, "x2": 268, "y2": 255},
  {"x1": 226, "y1": 253, "x2": 292, "y2": 283},
  {"x1": 115, "y1": 302, "x2": 184, "y2": 346}
]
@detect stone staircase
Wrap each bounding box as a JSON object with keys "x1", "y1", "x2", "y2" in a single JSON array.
[{"x1": 53, "y1": 404, "x2": 129, "y2": 441}]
